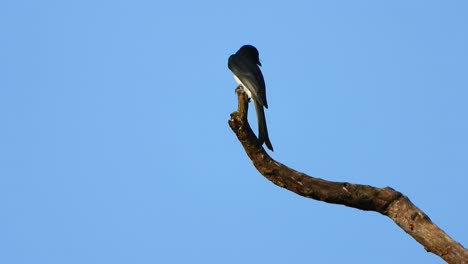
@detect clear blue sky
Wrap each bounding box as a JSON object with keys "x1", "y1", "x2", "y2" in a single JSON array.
[{"x1": 1, "y1": 1, "x2": 467, "y2": 263}]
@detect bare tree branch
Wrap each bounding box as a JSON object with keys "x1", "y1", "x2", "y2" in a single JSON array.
[{"x1": 228, "y1": 88, "x2": 467, "y2": 264}]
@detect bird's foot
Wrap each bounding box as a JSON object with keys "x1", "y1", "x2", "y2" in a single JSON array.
[{"x1": 235, "y1": 86, "x2": 252, "y2": 102}]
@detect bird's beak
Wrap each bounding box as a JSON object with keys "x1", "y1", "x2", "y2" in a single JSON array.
[{"x1": 259, "y1": 61, "x2": 262, "y2": 66}]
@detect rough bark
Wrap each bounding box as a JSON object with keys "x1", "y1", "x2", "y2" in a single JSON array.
[{"x1": 228, "y1": 88, "x2": 467, "y2": 264}]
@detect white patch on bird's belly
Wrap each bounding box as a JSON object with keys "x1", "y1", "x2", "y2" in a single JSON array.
[{"x1": 233, "y1": 74, "x2": 252, "y2": 99}]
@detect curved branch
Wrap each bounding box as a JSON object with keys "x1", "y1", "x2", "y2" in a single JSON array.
[{"x1": 228, "y1": 89, "x2": 467, "y2": 264}]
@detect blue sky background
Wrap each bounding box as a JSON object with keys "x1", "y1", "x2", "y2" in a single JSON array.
[{"x1": 1, "y1": 1, "x2": 467, "y2": 263}]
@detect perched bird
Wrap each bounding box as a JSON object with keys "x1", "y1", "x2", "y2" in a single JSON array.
[{"x1": 228, "y1": 45, "x2": 273, "y2": 151}]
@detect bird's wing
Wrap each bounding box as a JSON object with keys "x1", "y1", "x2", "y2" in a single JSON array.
[{"x1": 228, "y1": 55, "x2": 268, "y2": 108}]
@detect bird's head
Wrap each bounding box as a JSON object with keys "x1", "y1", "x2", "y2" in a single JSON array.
[{"x1": 237, "y1": 45, "x2": 262, "y2": 66}]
